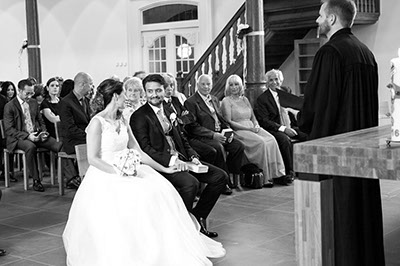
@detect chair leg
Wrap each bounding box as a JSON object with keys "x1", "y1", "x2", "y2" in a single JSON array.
[
  {"x1": 50, "y1": 152, "x2": 55, "y2": 185},
  {"x1": 37, "y1": 153, "x2": 43, "y2": 181},
  {"x1": 4, "y1": 150, "x2": 9, "y2": 188},
  {"x1": 22, "y1": 154, "x2": 28, "y2": 190},
  {"x1": 58, "y1": 157, "x2": 64, "y2": 196}
]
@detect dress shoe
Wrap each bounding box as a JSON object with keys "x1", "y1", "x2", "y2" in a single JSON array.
[
  {"x1": 263, "y1": 180, "x2": 274, "y2": 188},
  {"x1": 222, "y1": 185, "x2": 232, "y2": 195},
  {"x1": 0, "y1": 249, "x2": 6, "y2": 256},
  {"x1": 33, "y1": 180, "x2": 45, "y2": 192},
  {"x1": 273, "y1": 176, "x2": 289, "y2": 186},
  {"x1": 198, "y1": 217, "x2": 218, "y2": 238},
  {"x1": 66, "y1": 176, "x2": 81, "y2": 189}
]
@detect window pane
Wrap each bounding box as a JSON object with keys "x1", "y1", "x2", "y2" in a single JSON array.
[
  {"x1": 161, "y1": 36, "x2": 166, "y2": 48},
  {"x1": 176, "y1": 61, "x2": 181, "y2": 72},
  {"x1": 162, "y1": 62, "x2": 166, "y2": 72},
  {"x1": 149, "y1": 62, "x2": 154, "y2": 73},
  {"x1": 189, "y1": 60, "x2": 194, "y2": 69},
  {"x1": 143, "y1": 4, "x2": 198, "y2": 25},
  {"x1": 149, "y1": 49, "x2": 154, "y2": 60},
  {"x1": 155, "y1": 50, "x2": 160, "y2": 60},
  {"x1": 156, "y1": 62, "x2": 160, "y2": 73},
  {"x1": 161, "y1": 49, "x2": 166, "y2": 60},
  {"x1": 155, "y1": 38, "x2": 160, "y2": 48},
  {"x1": 176, "y1": 36, "x2": 181, "y2": 46},
  {"x1": 183, "y1": 61, "x2": 188, "y2": 72}
]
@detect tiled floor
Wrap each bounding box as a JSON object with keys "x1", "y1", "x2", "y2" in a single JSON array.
[{"x1": 1, "y1": 174, "x2": 400, "y2": 266}]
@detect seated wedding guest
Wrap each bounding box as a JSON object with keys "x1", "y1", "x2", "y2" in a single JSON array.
[
  {"x1": 3, "y1": 79, "x2": 62, "y2": 192},
  {"x1": 185, "y1": 74, "x2": 246, "y2": 189},
  {"x1": 122, "y1": 77, "x2": 144, "y2": 121},
  {"x1": 0, "y1": 81, "x2": 17, "y2": 102},
  {"x1": 60, "y1": 79, "x2": 74, "y2": 98},
  {"x1": 63, "y1": 78, "x2": 225, "y2": 265},
  {"x1": 166, "y1": 73, "x2": 187, "y2": 105},
  {"x1": 131, "y1": 74, "x2": 227, "y2": 238},
  {"x1": 221, "y1": 74, "x2": 286, "y2": 187},
  {"x1": 41, "y1": 77, "x2": 61, "y2": 138},
  {"x1": 162, "y1": 74, "x2": 234, "y2": 195},
  {"x1": 32, "y1": 83, "x2": 45, "y2": 106},
  {"x1": 59, "y1": 72, "x2": 93, "y2": 189},
  {"x1": 254, "y1": 69, "x2": 307, "y2": 184},
  {"x1": 0, "y1": 83, "x2": 16, "y2": 182}
]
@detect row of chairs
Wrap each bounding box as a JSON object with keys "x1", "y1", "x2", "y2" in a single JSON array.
[{"x1": 1, "y1": 120, "x2": 89, "y2": 195}]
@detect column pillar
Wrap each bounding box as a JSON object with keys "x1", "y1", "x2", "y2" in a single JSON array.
[
  {"x1": 25, "y1": 0, "x2": 42, "y2": 83},
  {"x1": 244, "y1": 0, "x2": 266, "y2": 107}
]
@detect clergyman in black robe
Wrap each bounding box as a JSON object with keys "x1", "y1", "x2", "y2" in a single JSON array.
[{"x1": 297, "y1": 1, "x2": 384, "y2": 265}]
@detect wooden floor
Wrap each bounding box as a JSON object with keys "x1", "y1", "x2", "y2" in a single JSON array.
[{"x1": 1, "y1": 172, "x2": 400, "y2": 266}]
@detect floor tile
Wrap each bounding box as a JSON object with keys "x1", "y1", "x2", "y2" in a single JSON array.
[
  {"x1": 28, "y1": 247, "x2": 66, "y2": 266},
  {"x1": 0, "y1": 231, "x2": 63, "y2": 258},
  {"x1": 0, "y1": 225, "x2": 30, "y2": 239},
  {"x1": 0, "y1": 211, "x2": 67, "y2": 231}
]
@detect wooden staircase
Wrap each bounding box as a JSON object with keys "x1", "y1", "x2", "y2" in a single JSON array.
[{"x1": 178, "y1": 0, "x2": 380, "y2": 100}]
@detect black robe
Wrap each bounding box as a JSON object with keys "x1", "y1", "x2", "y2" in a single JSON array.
[{"x1": 298, "y1": 28, "x2": 385, "y2": 266}]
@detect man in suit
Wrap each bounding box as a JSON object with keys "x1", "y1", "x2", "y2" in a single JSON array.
[
  {"x1": 131, "y1": 74, "x2": 227, "y2": 238},
  {"x1": 184, "y1": 74, "x2": 246, "y2": 183},
  {"x1": 254, "y1": 69, "x2": 307, "y2": 185},
  {"x1": 59, "y1": 72, "x2": 93, "y2": 189},
  {"x1": 3, "y1": 79, "x2": 62, "y2": 192},
  {"x1": 163, "y1": 74, "x2": 233, "y2": 195},
  {"x1": 162, "y1": 75, "x2": 218, "y2": 172}
]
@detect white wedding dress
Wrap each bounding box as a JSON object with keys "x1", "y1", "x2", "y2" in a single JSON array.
[{"x1": 63, "y1": 116, "x2": 225, "y2": 266}]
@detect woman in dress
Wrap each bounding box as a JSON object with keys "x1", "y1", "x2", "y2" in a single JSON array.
[
  {"x1": 122, "y1": 77, "x2": 144, "y2": 121},
  {"x1": 40, "y1": 78, "x2": 61, "y2": 138},
  {"x1": 221, "y1": 74, "x2": 286, "y2": 186},
  {"x1": 63, "y1": 79, "x2": 225, "y2": 266},
  {"x1": 0, "y1": 81, "x2": 17, "y2": 102}
]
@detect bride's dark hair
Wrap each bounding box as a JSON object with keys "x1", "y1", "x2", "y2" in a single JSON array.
[{"x1": 90, "y1": 78, "x2": 123, "y2": 117}]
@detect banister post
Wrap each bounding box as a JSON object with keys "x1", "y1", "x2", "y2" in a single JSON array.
[{"x1": 244, "y1": 0, "x2": 266, "y2": 107}]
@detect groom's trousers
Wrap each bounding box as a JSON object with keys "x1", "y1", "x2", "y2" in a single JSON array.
[{"x1": 161, "y1": 161, "x2": 227, "y2": 219}]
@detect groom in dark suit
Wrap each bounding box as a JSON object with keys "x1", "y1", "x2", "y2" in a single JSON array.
[
  {"x1": 3, "y1": 79, "x2": 62, "y2": 192},
  {"x1": 131, "y1": 74, "x2": 227, "y2": 238},
  {"x1": 59, "y1": 72, "x2": 93, "y2": 189}
]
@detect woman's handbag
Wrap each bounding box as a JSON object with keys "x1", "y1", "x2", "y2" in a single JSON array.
[{"x1": 240, "y1": 163, "x2": 264, "y2": 189}]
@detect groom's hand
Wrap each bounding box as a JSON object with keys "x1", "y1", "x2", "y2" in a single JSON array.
[{"x1": 174, "y1": 159, "x2": 189, "y2": 172}]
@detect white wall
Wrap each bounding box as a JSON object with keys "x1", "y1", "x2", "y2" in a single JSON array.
[
  {"x1": 0, "y1": 0, "x2": 129, "y2": 85},
  {"x1": 211, "y1": 0, "x2": 244, "y2": 38}
]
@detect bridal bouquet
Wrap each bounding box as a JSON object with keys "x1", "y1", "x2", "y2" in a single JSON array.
[{"x1": 113, "y1": 149, "x2": 141, "y2": 177}]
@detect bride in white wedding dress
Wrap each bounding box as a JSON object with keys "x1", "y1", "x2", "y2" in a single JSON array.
[{"x1": 62, "y1": 79, "x2": 225, "y2": 266}]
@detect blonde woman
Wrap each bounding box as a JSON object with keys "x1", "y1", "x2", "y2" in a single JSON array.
[{"x1": 221, "y1": 74, "x2": 286, "y2": 186}]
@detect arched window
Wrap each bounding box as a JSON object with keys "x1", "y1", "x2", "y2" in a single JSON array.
[{"x1": 143, "y1": 4, "x2": 198, "y2": 24}]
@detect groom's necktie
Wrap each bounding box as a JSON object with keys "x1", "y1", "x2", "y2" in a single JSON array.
[
  {"x1": 156, "y1": 109, "x2": 178, "y2": 156},
  {"x1": 22, "y1": 101, "x2": 35, "y2": 133}
]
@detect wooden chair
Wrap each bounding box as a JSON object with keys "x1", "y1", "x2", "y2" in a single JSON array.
[
  {"x1": 75, "y1": 144, "x2": 89, "y2": 179},
  {"x1": 55, "y1": 122, "x2": 76, "y2": 195},
  {"x1": 1, "y1": 120, "x2": 56, "y2": 190}
]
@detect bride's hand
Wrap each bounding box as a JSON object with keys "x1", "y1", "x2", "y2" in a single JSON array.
[{"x1": 164, "y1": 166, "x2": 181, "y2": 174}]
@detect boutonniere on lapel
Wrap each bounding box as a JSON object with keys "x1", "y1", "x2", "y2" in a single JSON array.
[{"x1": 169, "y1": 112, "x2": 178, "y2": 126}]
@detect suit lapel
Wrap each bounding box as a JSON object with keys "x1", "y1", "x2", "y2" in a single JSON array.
[
  {"x1": 71, "y1": 94, "x2": 90, "y2": 122},
  {"x1": 266, "y1": 90, "x2": 279, "y2": 114},
  {"x1": 144, "y1": 103, "x2": 165, "y2": 137},
  {"x1": 195, "y1": 93, "x2": 214, "y2": 119}
]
